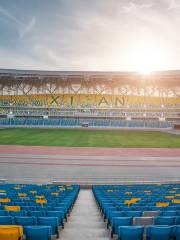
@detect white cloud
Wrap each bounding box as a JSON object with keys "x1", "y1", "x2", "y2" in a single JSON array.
[
  {"x1": 0, "y1": 5, "x2": 36, "y2": 39},
  {"x1": 0, "y1": 5, "x2": 21, "y2": 25},
  {"x1": 19, "y1": 17, "x2": 36, "y2": 39},
  {"x1": 167, "y1": 0, "x2": 180, "y2": 10},
  {"x1": 33, "y1": 44, "x2": 63, "y2": 66},
  {"x1": 121, "y1": 2, "x2": 153, "y2": 13}
]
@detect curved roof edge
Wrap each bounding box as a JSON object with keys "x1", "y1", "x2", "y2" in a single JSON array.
[{"x1": 1, "y1": 68, "x2": 180, "y2": 76}]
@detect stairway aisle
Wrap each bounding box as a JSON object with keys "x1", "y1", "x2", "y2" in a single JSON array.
[{"x1": 59, "y1": 189, "x2": 110, "y2": 240}]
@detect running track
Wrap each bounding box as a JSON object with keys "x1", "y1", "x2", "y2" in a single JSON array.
[{"x1": 0, "y1": 145, "x2": 179, "y2": 184}]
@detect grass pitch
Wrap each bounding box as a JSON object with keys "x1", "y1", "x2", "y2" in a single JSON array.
[{"x1": 0, "y1": 128, "x2": 180, "y2": 148}]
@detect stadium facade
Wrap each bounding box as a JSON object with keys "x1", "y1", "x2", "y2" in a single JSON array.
[{"x1": 0, "y1": 69, "x2": 180, "y2": 128}]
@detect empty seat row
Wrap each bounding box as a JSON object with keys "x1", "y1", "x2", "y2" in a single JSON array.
[
  {"x1": 93, "y1": 184, "x2": 180, "y2": 240},
  {"x1": 0, "y1": 183, "x2": 80, "y2": 239},
  {"x1": 111, "y1": 216, "x2": 180, "y2": 236},
  {"x1": 116, "y1": 225, "x2": 180, "y2": 240}
]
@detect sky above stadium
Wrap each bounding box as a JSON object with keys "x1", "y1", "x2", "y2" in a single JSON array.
[{"x1": 0, "y1": 0, "x2": 180, "y2": 72}]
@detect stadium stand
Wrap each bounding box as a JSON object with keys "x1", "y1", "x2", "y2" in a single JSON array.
[
  {"x1": 93, "y1": 183, "x2": 180, "y2": 240},
  {"x1": 0, "y1": 117, "x2": 172, "y2": 128},
  {"x1": 0, "y1": 183, "x2": 79, "y2": 239},
  {"x1": 0, "y1": 69, "x2": 180, "y2": 129}
]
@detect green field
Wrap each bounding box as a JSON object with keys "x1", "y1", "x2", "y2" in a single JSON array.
[{"x1": 0, "y1": 128, "x2": 180, "y2": 148}]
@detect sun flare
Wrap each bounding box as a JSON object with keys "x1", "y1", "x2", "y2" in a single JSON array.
[{"x1": 129, "y1": 41, "x2": 163, "y2": 74}]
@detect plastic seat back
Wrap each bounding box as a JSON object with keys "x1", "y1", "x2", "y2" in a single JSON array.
[
  {"x1": 161, "y1": 211, "x2": 177, "y2": 216},
  {"x1": 24, "y1": 226, "x2": 51, "y2": 240},
  {"x1": 125, "y1": 211, "x2": 142, "y2": 217},
  {"x1": 175, "y1": 226, "x2": 180, "y2": 240},
  {"x1": 0, "y1": 225, "x2": 23, "y2": 240},
  {"x1": 154, "y1": 217, "x2": 176, "y2": 225},
  {"x1": 37, "y1": 217, "x2": 58, "y2": 235},
  {"x1": 28, "y1": 211, "x2": 45, "y2": 217},
  {"x1": 0, "y1": 216, "x2": 13, "y2": 225},
  {"x1": 10, "y1": 211, "x2": 27, "y2": 217},
  {"x1": 118, "y1": 226, "x2": 144, "y2": 240},
  {"x1": 46, "y1": 211, "x2": 64, "y2": 226},
  {"x1": 0, "y1": 210, "x2": 9, "y2": 216},
  {"x1": 143, "y1": 211, "x2": 160, "y2": 217},
  {"x1": 146, "y1": 226, "x2": 175, "y2": 240},
  {"x1": 134, "y1": 217, "x2": 153, "y2": 226},
  {"x1": 14, "y1": 216, "x2": 36, "y2": 227},
  {"x1": 112, "y1": 217, "x2": 133, "y2": 235}
]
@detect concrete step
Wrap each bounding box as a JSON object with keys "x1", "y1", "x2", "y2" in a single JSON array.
[{"x1": 60, "y1": 189, "x2": 110, "y2": 240}]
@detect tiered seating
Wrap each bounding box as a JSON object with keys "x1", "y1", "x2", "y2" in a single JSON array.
[
  {"x1": 0, "y1": 117, "x2": 172, "y2": 128},
  {"x1": 93, "y1": 184, "x2": 180, "y2": 240},
  {"x1": 0, "y1": 108, "x2": 179, "y2": 118},
  {"x1": 0, "y1": 183, "x2": 79, "y2": 239}
]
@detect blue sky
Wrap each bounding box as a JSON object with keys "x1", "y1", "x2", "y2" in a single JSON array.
[{"x1": 0, "y1": 0, "x2": 180, "y2": 71}]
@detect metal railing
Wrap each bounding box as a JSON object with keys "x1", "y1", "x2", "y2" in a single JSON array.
[{"x1": 0, "y1": 175, "x2": 180, "y2": 186}]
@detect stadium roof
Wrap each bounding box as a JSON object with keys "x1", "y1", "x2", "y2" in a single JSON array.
[
  {"x1": 0, "y1": 69, "x2": 180, "y2": 87},
  {"x1": 1, "y1": 68, "x2": 180, "y2": 77}
]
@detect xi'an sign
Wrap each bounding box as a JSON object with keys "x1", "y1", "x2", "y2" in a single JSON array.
[{"x1": 0, "y1": 94, "x2": 179, "y2": 108}]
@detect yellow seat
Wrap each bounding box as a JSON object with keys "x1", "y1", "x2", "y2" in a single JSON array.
[
  {"x1": 0, "y1": 225, "x2": 23, "y2": 240},
  {"x1": 165, "y1": 196, "x2": 174, "y2": 199},
  {"x1": 18, "y1": 193, "x2": 27, "y2": 197},
  {"x1": 156, "y1": 202, "x2": 169, "y2": 207},
  {"x1": 0, "y1": 198, "x2": 11, "y2": 203},
  {"x1": 5, "y1": 206, "x2": 21, "y2": 211},
  {"x1": 35, "y1": 195, "x2": 45, "y2": 199},
  {"x1": 175, "y1": 194, "x2": 180, "y2": 197},
  {"x1": 172, "y1": 199, "x2": 180, "y2": 204},
  {"x1": 125, "y1": 192, "x2": 132, "y2": 195},
  {"x1": 36, "y1": 199, "x2": 47, "y2": 204}
]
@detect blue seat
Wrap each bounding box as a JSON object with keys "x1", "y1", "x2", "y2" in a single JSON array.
[
  {"x1": 125, "y1": 211, "x2": 142, "y2": 217},
  {"x1": 24, "y1": 226, "x2": 51, "y2": 240},
  {"x1": 28, "y1": 211, "x2": 45, "y2": 217},
  {"x1": 146, "y1": 226, "x2": 175, "y2": 240},
  {"x1": 154, "y1": 217, "x2": 176, "y2": 225},
  {"x1": 0, "y1": 210, "x2": 9, "y2": 216},
  {"x1": 0, "y1": 216, "x2": 13, "y2": 224},
  {"x1": 37, "y1": 217, "x2": 59, "y2": 235},
  {"x1": 118, "y1": 226, "x2": 144, "y2": 240},
  {"x1": 176, "y1": 216, "x2": 180, "y2": 225},
  {"x1": 21, "y1": 206, "x2": 37, "y2": 211},
  {"x1": 53, "y1": 207, "x2": 68, "y2": 221},
  {"x1": 46, "y1": 211, "x2": 64, "y2": 226},
  {"x1": 9, "y1": 210, "x2": 27, "y2": 217},
  {"x1": 14, "y1": 216, "x2": 36, "y2": 227},
  {"x1": 161, "y1": 211, "x2": 177, "y2": 216},
  {"x1": 53, "y1": 207, "x2": 66, "y2": 217},
  {"x1": 175, "y1": 226, "x2": 180, "y2": 240},
  {"x1": 112, "y1": 217, "x2": 133, "y2": 235},
  {"x1": 108, "y1": 211, "x2": 123, "y2": 226}
]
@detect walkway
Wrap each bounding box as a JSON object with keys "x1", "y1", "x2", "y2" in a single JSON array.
[{"x1": 60, "y1": 189, "x2": 110, "y2": 240}]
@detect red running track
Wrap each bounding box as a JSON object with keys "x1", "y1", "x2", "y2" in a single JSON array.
[{"x1": 0, "y1": 145, "x2": 180, "y2": 157}]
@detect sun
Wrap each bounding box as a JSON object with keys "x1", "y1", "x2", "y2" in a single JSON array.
[{"x1": 129, "y1": 41, "x2": 163, "y2": 74}]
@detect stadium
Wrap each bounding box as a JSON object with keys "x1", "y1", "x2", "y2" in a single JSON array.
[
  {"x1": 0, "y1": 68, "x2": 180, "y2": 240},
  {"x1": 0, "y1": 69, "x2": 180, "y2": 130},
  {"x1": 0, "y1": 0, "x2": 180, "y2": 239}
]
